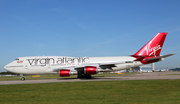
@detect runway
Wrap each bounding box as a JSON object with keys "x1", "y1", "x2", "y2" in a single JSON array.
[{"x1": 1, "y1": 72, "x2": 180, "y2": 85}]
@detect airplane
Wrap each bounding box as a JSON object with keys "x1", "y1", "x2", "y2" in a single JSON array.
[{"x1": 4, "y1": 32, "x2": 175, "y2": 81}]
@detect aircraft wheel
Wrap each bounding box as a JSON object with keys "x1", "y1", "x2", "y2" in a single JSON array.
[
  {"x1": 85, "y1": 74, "x2": 92, "y2": 79},
  {"x1": 21, "y1": 77, "x2": 25, "y2": 81},
  {"x1": 77, "y1": 75, "x2": 84, "y2": 78},
  {"x1": 77, "y1": 76, "x2": 81, "y2": 78}
]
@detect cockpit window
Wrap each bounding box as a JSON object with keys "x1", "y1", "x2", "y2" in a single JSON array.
[{"x1": 15, "y1": 59, "x2": 19, "y2": 60}]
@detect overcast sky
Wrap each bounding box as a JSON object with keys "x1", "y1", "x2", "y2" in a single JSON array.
[{"x1": 0, "y1": 0, "x2": 180, "y2": 72}]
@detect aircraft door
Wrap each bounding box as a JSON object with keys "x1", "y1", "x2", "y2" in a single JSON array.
[{"x1": 24, "y1": 61, "x2": 28, "y2": 69}]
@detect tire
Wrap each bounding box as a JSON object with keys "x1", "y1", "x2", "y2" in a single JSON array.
[
  {"x1": 21, "y1": 77, "x2": 25, "y2": 81},
  {"x1": 85, "y1": 74, "x2": 92, "y2": 79}
]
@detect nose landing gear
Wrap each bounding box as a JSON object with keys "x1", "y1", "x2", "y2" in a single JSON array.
[
  {"x1": 20, "y1": 74, "x2": 25, "y2": 81},
  {"x1": 21, "y1": 77, "x2": 25, "y2": 81}
]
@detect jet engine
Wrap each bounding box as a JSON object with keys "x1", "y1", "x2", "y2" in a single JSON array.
[
  {"x1": 59, "y1": 70, "x2": 77, "y2": 77},
  {"x1": 84, "y1": 66, "x2": 98, "y2": 74}
]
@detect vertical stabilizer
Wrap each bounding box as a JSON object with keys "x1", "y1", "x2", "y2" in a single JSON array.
[{"x1": 134, "y1": 33, "x2": 167, "y2": 57}]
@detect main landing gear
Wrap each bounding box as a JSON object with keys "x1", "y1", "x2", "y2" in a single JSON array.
[
  {"x1": 20, "y1": 74, "x2": 25, "y2": 81},
  {"x1": 77, "y1": 74, "x2": 92, "y2": 79},
  {"x1": 77, "y1": 71, "x2": 92, "y2": 79}
]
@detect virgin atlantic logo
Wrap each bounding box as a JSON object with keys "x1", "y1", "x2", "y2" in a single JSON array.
[
  {"x1": 27, "y1": 57, "x2": 89, "y2": 66},
  {"x1": 145, "y1": 41, "x2": 162, "y2": 57}
]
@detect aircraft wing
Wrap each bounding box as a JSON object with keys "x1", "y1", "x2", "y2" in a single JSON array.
[{"x1": 53, "y1": 61, "x2": 126, "y2": 72}]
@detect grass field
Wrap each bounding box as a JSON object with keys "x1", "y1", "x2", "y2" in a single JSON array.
[{"x1": 1, "y1": 79, "x2": 180, "y2": 104}]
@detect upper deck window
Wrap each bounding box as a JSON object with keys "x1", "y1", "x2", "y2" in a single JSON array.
[{"x1": 15, "y1": 59, "x2": 19, "y2": 60}]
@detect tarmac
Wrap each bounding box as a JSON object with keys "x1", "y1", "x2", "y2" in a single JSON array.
[{"x1": 1, "y1": 72, "x2": 180, "y2": 85}]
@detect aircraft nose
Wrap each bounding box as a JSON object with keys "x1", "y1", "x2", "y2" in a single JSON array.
[
  {"x1": 4, "y1": 62, "x2": 14, "y2": 72},
  {"x1": 4, "y1": 64, "x2": 10, "y2": 72}
]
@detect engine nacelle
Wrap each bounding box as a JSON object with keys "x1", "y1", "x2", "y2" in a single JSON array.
[
  {"x1": 84, "y1": 66, "x2": 98, "y2": 74},
  {"x1": 59, "y1": 70, "x2": 77, "y2": 77}
]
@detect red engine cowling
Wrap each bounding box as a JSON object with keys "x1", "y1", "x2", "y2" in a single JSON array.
[
  {"x1": 84, "y1": 66, "x2": 97, "y2": 74},
  {"x1": 59, "y1": 70, "x2": 70, "y2": 77}
]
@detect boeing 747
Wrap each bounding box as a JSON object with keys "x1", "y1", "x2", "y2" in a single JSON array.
[{"x1": 4, "y1": 33, "x2": 175, "y2": 80}]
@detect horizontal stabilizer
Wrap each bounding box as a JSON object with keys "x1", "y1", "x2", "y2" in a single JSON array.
[
  {"x1": 144, "y1": 53, "x2": 176, "y2": 61},
  {"x1": 134, "y1": 56, "x2": 145, "y2": 61}
]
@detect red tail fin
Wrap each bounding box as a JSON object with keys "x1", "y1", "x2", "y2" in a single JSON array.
[{"x1": 134, "y1": 33, "x2": 167, "y2": 57}]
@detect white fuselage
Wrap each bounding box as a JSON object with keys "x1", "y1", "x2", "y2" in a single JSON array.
[
  {"x1": 4, "y1": 33, "x2": 173, "y2": 80},
  {"x1": 4, "y1": 56, "x2": 143, "y2": 74}
]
